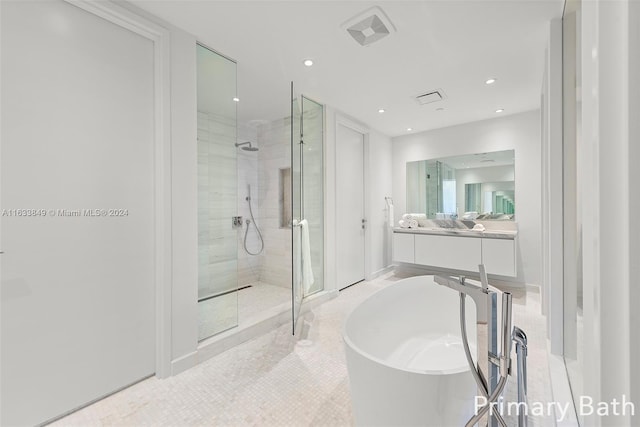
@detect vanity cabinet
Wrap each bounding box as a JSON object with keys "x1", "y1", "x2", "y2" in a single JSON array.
[{"x1": 393, "y1": 230, "x2": 517, "y2": 277}]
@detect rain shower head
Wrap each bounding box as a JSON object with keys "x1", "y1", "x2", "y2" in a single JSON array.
[{"x1": 235, "y1": 141, "x2": 258, "y2": 152}]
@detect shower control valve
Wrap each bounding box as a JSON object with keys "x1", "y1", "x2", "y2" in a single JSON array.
[{"x1": 232, "y1": 216, "x2": 243, "y2": 229}]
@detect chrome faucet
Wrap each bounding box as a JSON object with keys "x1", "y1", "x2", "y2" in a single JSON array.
[
  {"x1": 434, "y1": 273, "x2": 489, "y2": 320},
  {"x1": 435, "y1": 265, "x2": 513, "y2": 427}
]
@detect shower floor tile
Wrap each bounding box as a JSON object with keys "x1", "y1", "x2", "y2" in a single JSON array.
[
  {"x1": 198, "y1": 282, "x2": 290, "y2": 341},
  {"x1": 53, "y1": 273, "x2": 555, "y2": 427},
  {"x1": 238, "y1": 281, "x2": 290, "y2": 322}
]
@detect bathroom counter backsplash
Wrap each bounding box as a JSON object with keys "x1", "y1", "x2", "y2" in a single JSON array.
[{"x1": 393, "y1": 219, "x2": 517, "y2": 240}]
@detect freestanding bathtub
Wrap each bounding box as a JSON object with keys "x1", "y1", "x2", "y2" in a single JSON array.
[{"x1": 344, "y1": 275, "x2": 478, "y2": 426}]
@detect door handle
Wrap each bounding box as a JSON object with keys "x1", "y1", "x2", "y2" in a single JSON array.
[{"x1": 362, "y1": 218, "x2": 366, "y2": 229}]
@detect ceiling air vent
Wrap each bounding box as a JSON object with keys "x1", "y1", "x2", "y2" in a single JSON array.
[
  {"x1": 416, "y1": 90, "x2": 445, "y2": 105},
  {"x1": 341, "y1": 6, "x2": 396, "y2": 47}
]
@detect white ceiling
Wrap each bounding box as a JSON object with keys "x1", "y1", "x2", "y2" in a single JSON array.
[{"x1": 130, "y1": 0, "x2": 563, "y2": 137}]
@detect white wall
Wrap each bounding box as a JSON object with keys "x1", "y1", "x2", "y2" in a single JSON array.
[
  {"x1": 542, "y1": 18, "x2": 564, "y2": 354},
  {"x1": 167, "y1": 27, "x2": 199, "y2": 370},
  {"x1": 579, "y1": 1, "x2": 639, "y2": 424},
  {"x1": 367, "y1": 129, "x2": 394, "y2": 276},
  {"x1": 392, "y1": 110, "x2": 541, "y2": 285},
  {"x1": 629, "y1": 1, "x2": 640, "y2": 421}
]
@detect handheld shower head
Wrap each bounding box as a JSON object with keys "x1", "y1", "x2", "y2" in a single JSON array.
[{"x1": 235, "y1": 141, "x2": 259, "y2": 152}]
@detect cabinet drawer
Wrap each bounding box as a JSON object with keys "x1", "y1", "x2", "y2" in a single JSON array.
[
  {"x1": 393, "y1": 233, "x2": 415, "y2": 263},
  {"x1": 414, "y1": 234, "x2": 481, "y2": 272},
  {"x1": 482, "y1": 238, "x2": 516, "y2": 276}
]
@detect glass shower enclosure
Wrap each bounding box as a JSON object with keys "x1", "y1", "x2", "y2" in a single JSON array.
[
  {"x1": 291, "y1": 84, "x2": 324, "y2": 333},
  {"x1": 196, "y1": 69, "x2": 324, "y2": 340}
]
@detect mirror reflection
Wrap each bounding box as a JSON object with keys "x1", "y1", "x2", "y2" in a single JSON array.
[{"x1": 406, "y1": 150, "x2": 515, "y2": 220}]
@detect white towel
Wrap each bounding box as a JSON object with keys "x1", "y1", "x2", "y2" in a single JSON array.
[
  {"x1": 463, "y1": 211, "x2": 479, "y2": 220},
  {"x1": 402, "y1": 213, "x2": 427, "y2": 221},
  {"x1": 299, "y1": 219, "x2": 315, "y2": 293},
  {"x1": 293, "y1": 220, "x2": 301, "y2": 293},
  {"x1": 409, "y1": 219, "x2": 418, "y2": 228},
  {"x1": 388, "y1": 203, "x2": 394, "y2": 227}
]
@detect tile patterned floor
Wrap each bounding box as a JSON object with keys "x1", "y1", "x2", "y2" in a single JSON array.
[{"x1": 53, "y1": 273, "x2": 554, "y2": 426}]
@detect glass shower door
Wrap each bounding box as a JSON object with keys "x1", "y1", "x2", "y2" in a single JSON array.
[
  {"x1": 291, "y1": 83, "x2": 303, "y2": 333},
  {"x1": 301, "y1": 95, "x2": 324, "y2": 299},
  {"x1": 291, "y1": 84, "x2": 324, "y2": 334}
]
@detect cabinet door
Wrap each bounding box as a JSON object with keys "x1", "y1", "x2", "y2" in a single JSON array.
[
  {"x1": 393, "y1": 233, "x2": 415, "y2": 263},
  {"x1": 414, "y1": 234, "x2": 481, "y2": 272},
  {"x1": 482, "y1": 238, "x2": 516, "y2": 276}
]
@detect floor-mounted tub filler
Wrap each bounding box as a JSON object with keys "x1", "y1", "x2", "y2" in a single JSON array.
[{"x1": 344, "y1": 267, "x2": 528, "y2": 427}]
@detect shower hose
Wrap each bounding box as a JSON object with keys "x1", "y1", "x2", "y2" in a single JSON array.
[{"x1": 243, "y1": 195, "x2": 264, "y2": 256}]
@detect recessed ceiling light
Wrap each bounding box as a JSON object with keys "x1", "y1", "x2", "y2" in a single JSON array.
[
  {"x1": 407, "y1": 127, "x2": 412, "y2": 131},
  {"x1": 233, "y1": 97, "x2": 240, "y2": 102},
  {"x1": 378, "y1": 108, "x2": 385, "y2": 113},
  {"x1": 495, "y1": 108, "x2": 504, "y2": 113},
  {"x1": 303, "y1": 59, "x2": 313, "y2": 67},
  {"x1": 485, "y1": 78, "x2": 497, "y2": 85}
]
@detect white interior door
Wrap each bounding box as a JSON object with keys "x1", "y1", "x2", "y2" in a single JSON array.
[
  {"x1": 1, "y1": 1, "x2": 156, "y2": 425},
  {"x1": 336, "y1": 124, "x2": 365, "y2": 290}
]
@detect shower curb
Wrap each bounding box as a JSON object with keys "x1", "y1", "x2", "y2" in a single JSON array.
[{"x1": 170, "y1": 289, "x2": 338, "y2": 375}]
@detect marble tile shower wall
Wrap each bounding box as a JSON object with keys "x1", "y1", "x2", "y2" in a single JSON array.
[
  {"x1": 200, "y1": 112, "x2": 321, "y2": 295},
  {"x1": 237, "y1": 124, "x2": 260, "y2": 287},
  {"x1": 198, "y1": 111, "x2": 237, "y2": 298},
  {"x1": 257, "y1": 118, "x2": 292, "y2": 289}
]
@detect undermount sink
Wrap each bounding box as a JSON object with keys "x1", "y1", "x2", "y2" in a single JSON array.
[
  {"x1": 437, "y1": 228, "x2": 476, "y2": 234},
  {"x1": 409, "y1": 227, "x2": 479, "y2": 236}
]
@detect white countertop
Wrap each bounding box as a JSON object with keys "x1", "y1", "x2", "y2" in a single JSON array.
[{"x1": 393, "y1": 226, "x2": 517, "y2": 240}]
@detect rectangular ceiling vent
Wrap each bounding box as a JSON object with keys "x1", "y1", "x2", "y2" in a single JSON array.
[
  {"x1": 416, "y1": 90, "x2": 445, "y2": 105},
  {"x1": 341, "y1": 6, "x2": 396, "y2": 47}
]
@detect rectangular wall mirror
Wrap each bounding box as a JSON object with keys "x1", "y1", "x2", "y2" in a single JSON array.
[{"x1": 406, "y1": 149, "x2": 515, "y2": 220}]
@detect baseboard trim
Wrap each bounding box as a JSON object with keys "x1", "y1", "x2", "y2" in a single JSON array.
[
  {"x1": 367, "y1": 265, "x2": 394, "y2": 281},
  {"x1": 548, "y1": 350, "x2": 579, "y2": 426},
  {"x1": 170, "y1": 351, "x2": 198, "y2": 376}
]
